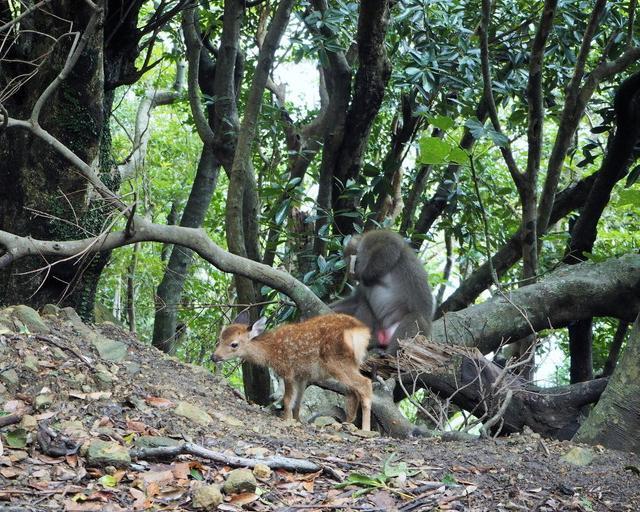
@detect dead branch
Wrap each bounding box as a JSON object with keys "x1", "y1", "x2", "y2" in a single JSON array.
[{"x1": 130, "y1": 442, "x2": 321, "y2": 472}]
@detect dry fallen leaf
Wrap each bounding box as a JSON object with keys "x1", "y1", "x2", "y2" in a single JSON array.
[
  {"x1": 126, "y1": 420, "x2": 147, "y2": 432},
  {"x1": 228, "y1": 492, "x2": 259, "y2": 506},
  {"x1": 144, "y1": 396, "x2": 175, "y2": 408},
  {"x1": 0, "y1": 467, "x2": 21, "y2": 478}
]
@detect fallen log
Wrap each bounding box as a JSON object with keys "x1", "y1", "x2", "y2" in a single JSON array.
[{"x1": 367, "y1": 338, "x2": 607, "y2": 439}]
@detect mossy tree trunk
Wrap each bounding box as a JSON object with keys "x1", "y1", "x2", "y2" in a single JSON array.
[
  {"x1": 574, "y1": 313, "x2": 640, "y2": 452},
  {"x1": 0, "y1": 1, "x2": 180, "y2": 320},
  {"x1": 0, "y1": 3, "x2": 108, "y2": 319}
]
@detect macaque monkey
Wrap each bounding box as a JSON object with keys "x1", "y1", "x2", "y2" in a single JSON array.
[{"x1": 331, "y1": 230, "x2": 434, "y2": 354}]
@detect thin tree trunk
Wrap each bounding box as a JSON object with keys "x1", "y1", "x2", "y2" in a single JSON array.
[
  {"x1": 602, "y1": 321, "x2": 629, "y2": 377},
  {"x1": 126, "y1": 243, "x2": 139, "y2": 333},
  {"x1": 152, "y1": 147, "x2": 220, "y2": 354}
]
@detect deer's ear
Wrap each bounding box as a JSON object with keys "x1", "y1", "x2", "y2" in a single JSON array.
[
  {"x1": 233, "y1": 310, "x2": 251, "y2": 325},
  {"x1": 249, "y1": 317, "x2": 267, "y2": 339}
]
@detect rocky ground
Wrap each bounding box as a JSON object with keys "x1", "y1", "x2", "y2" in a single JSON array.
[{"x1": 0, "y1": 305, "x2": 639, "y2": 511}]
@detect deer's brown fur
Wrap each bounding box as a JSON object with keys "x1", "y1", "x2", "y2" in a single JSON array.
[{"x1": 213, "y1": 314, "x2": 372, "y2": 430}]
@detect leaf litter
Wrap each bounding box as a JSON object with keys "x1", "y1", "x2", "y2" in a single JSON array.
[{"x1": 0, "y1": 309, "x2": 638, "y2": 510}]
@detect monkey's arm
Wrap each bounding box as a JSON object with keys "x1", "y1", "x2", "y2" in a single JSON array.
[
  {"x1": 330, "y1": 294, "x2": 360, "y2": 316},
  {"x1": 330, "y1": 289, "x2": 376, "y2": 328}
]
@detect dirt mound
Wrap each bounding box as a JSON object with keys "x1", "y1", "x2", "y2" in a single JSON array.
[{"x1": 0, "y1": 305, "x2": 638, "y2": 511}]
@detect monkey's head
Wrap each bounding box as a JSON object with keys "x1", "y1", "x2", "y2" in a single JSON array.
[{"x1": 212, "y1": 317, "x2": 266, "y2": 362}]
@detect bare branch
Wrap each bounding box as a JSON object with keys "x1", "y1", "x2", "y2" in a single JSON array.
[
  {"x1": 479, "y1": 0, "x2": 522, "y2": 186},
  {"x1": 117, "y1": 60, "x2": 186, "y2": 180},
  {"x1": 0, "y1": 220, "x2": 329, "y2": 317},
  {"x1": 0, "y1": 0, "x2": 56, "y2": 33},
  {"x1": 182, "y1": 5, "x2": 215, "y2": 146}
]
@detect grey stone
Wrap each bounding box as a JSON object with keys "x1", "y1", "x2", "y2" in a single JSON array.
[
  {"x1": 24, "y1": 355, "x2": 39, "y2": 372},
  {"x1": 192, "y1": 485, "x2": 223, "y2": 510},
  {"x1": 0, "y1": 368, "x2": 19, "y2": 386},
  {"x1": 174, "y1": 402, "x2": 213, "y2": 426},
  {"x1": 123, "y1": 362, "x2": 141, "y2": 375},
  {"x1": 561, "y1": 446, "x2": 594, "y2": 466},
  {"x1": 34, "y1": 394, "x2": 54, "y2": 410},
  {"x1": 41, "y1": 304, "x2": 61, "y2": 317},
  {"x1": 223, "y1": 468, "x2": 257, "y2": 494},
  {"x1": 253, "y1": 463, "x2": 272, "y2": 481},
  {"x1": 86, "y1": 440, "x2": 131, "y2": 467},
  {"x1": 133, "y1": 435, "x2": 180, "y2": 449},
  {"x1": 13, "y1": 305, "x2": 50, "y2": 334},
  {"x1": 91, "y1": 336, "x2": 128, "y2": 362},
  {"x1": 313, "y1": 415, "x2": 338, "y2": 428}
]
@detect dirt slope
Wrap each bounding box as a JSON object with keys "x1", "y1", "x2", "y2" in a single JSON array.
[{"x1": 0, "y1": 305, "x2": 638, "y2": 511}]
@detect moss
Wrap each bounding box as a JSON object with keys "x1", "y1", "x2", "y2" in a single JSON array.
[{"x1": 52, "y1": 84, "x2": 100, "y2": 154}]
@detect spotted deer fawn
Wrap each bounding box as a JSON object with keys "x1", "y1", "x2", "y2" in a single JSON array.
[{"x1": 212, "y1": 313, "x2": 372, "y2": 431}]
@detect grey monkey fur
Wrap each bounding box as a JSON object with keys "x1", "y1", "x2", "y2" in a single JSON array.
[{"x1": 331, "y1": 230, "x2": 434, "y2": 354}]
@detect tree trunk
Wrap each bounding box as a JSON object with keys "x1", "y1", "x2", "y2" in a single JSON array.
[
  {"x1": 126, "y1": 243, "x2": 139, "y2": 333},
  {"x1": 0, "y1": 3, "x2": 106, "y2": 318},
  {"x1": 563, "y1": 71, "x2": 640, "y2": 382},
  {"x1": 602, "y1": 321, "x2": 629, "y2": 377},
  {"x1": 152, "y1": 147, "x2": 220, "y2": 353},
  {"x1": 433, "y1": 255, "x2": 640, "y2": 354},
  {"x1": 369, "y1": 339, "x2": 607, "y2": 439},
  {"x1": 574, "y1": 313, "x2": 640, "y2": 452}
]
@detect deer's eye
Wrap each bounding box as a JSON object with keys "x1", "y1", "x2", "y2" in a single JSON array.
[{"x1": 230, "y1": 342, "x2": 239, "y2": 349}]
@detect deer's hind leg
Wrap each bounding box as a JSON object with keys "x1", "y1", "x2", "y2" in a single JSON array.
[{"x1": 329, "y1": 366, "x2": 372, "y2": 431}]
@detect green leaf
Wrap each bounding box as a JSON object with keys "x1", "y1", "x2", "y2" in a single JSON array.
[
  {"x1": 464, "y1": 118, "x2": 486, "y2": 140},
  {"x1": 448, "y1": 146, "x2": 469, "y2": 165},
  {"x1": 4, "y1": 428, "x2": 27, "y2": 449},
  {"x1": 487, "y1": 128, "x2": 509, "y2": 148},
  {"x1": 99, "y1": 475, "x2": 118, "y2": 487},
  {"x1": 442, "y1": 473, "x2": 457, "y2": 485},
  {"x1": 428, "y1": 115, "x2": 455, "y2": 131},
  {"x1": 617, "y1": 189, "x2": 640, "y2": 207},
  {"x1": 190, "y1": 468, "x2": 204, "y2": 481},
  {"x1": 335, "y1": 472, "x2": 385, "y2": 489},
  {"x1": 625, "y1": 164, "x2": 640, "y2": 188},
  {"x1": 418, "y1": 136, "x2": 450, "y2": 165}
]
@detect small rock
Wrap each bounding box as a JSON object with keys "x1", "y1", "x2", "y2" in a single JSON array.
[
  {"x1": 192, "y1": 484, "x2": 223, "y2": 510},
  {"x1": 96, "y1": 370, "x2": 114, "y2": 385},
  {"x1": 52, "y1": 465, "x2": 77, "y2": 481},
  {"x1": 0, "y1": 321, "x2": 13, "y2": 335},
  {"x1": 223, "y1": 468, "x2": 257, "y2": 494},
  {"x1": 24, "y1": 355, "x2": 39, "y2": 372},
  {"x1": 58, "y1": 420, "x2": 87, "y2": 439},
  {"x1": 9, "y1": 450, "x2": 28, "y2": 462},
  {"x1": 133, "y1": 436, "x2": 180, "y2": 449},
  {"x1": 13, "y1": 305, "x2": 50, "y2": 334},
  {"x1": 123, "y1": 362, "x2": 141, "y2": 375},
  {"x1": 20, "y1": 415, "x2": 37, "y2": 431},
  {"x1": 34, "y1": 394, "x2": 54, "y2": 410},
  {"x1": 91, "y1": 336, "x2": 128, "y2": 362},
  {"x1": 245, "y1": 446, "x2": 270, "y2": 458},
  {"x1": 0, "y1": 368, "x2": 19, "y2": 386},
  {"x1": 441, "y1": 431, "x2": 480, "y2": 443},
  {"x1": 253, "y1": 463, "x2": 272, "y2": 481},
  {"x1": 86, "y1": 440, "x2": 131, "y2": 467},
  {"x1": 351, "y1": 429, "x2": 381, "y2": 439},
  {"x1": 41, "y1": 304, "x2": 61, "y2": 317},
  {"x1": 561, "y1": 446, "x2": 594, "y2": 466},
  {"x1": 313, "y1": 415, "x2": 338, "y2": 428},
  {"x1": 174, "y1": 402, "x2": 212, "y2": 426}
]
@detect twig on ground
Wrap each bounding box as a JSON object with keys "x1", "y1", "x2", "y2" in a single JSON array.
[
  {"x1": 130, "y1": 442, "x2": 321, "y2": 472},
  {"x1": 34, "y1": 334, "x2": 93, "y2": 369}
]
